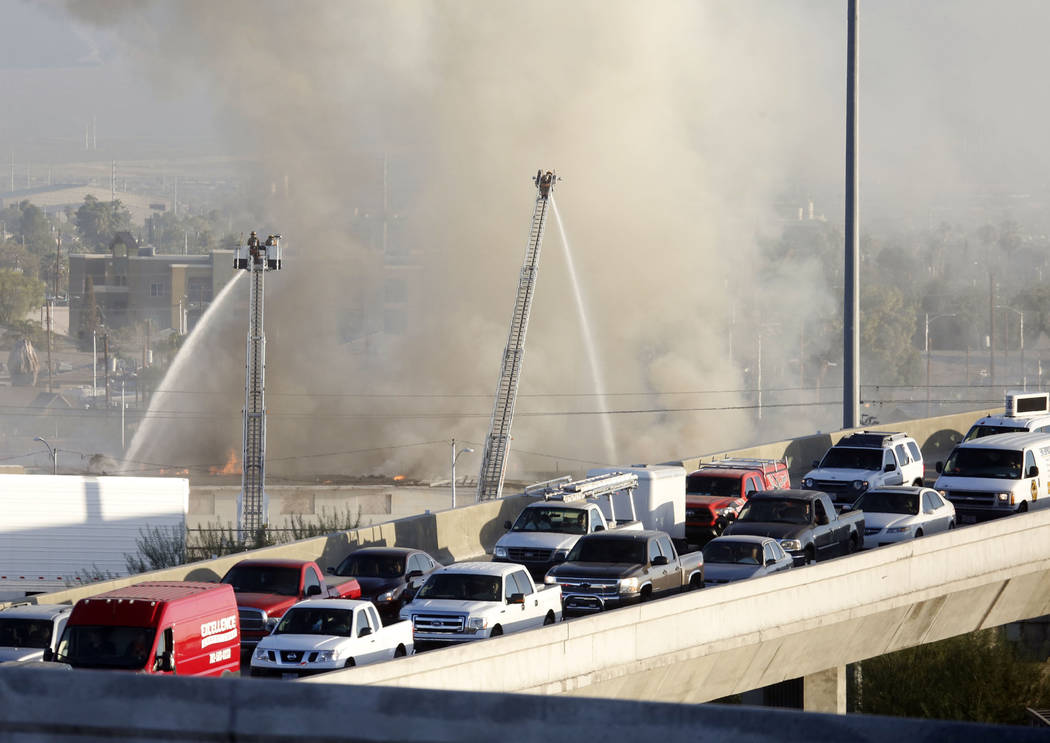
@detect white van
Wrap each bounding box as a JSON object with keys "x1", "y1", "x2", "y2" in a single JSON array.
[
  {"x1": 586, "y1": 464, "x2": 686, "y2": 540},
  {"x1": 934, "y1": 432, "x2": 1050, "y2": 523},
  {"x1": 962, "y1": 391, "x2": 1050, "y2": 441}
]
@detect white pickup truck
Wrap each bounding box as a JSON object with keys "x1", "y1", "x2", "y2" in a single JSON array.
[
  {"x1": 400, "y1": 562, "x2": 562, "y2": 650},
  {"x1": 249, "y1": 599, "x2": 412, "y2": 678},
  {"x1": 0, "y1": 604, "x2": 71, "y2": 664}
]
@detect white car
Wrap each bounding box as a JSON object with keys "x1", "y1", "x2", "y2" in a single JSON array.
[
  {"x1": 0, "y1": 604, "x2": 71, "y2": 664},
  {"x1": 849, "y1": 486, "x2": 955, "y2": 549},
  {"x1": 250, "y1": 599, "x2": 412, "y2": 678}
]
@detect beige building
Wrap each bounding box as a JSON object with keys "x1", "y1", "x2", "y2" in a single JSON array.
[{"x1": 68, "y1": 232, "x2": 233, "y2": 342}]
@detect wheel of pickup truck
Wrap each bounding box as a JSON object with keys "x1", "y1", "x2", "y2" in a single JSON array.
[
  {"x1": 804, "y1": 546, "x2": 816, "y2": 565},
  {"x1": 344, "y1": 658, "x2": 356, "y2": 668},
  {"x1": 490, "y1": 625, "x2": 503, "y2": 637},
  {"x1": 689, "y1": 573, "x2": 704, "y2": 590},
  {"x1": 394, "y1": 645, "x2": 407, "y2": 658},
  {"x1": 640, "y1": 586, "x2": 653, "y2": 602},
  {"x1": 914, "y1": 529, "x2": 923, "y2": 538},
  {"x1": 543, "y1": 611, "x2": 556, "y2": 626},
  {"x1": 847, "y1": 534, "x2": 860, "y2": 554}
]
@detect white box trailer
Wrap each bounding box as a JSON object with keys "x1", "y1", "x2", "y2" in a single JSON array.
[
  {"x1": 0, "y1": 475, "x2": 188, "y2": 600},
  {"x1": 586, "y1": 464, "x2": 686, "y2": 539}
]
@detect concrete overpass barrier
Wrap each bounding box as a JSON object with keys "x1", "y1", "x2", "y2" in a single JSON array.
[
  {"x1": 313, "y1": 507, "x2": 1050, "y2": 703},
  {"x1": 0, "y1": 666, "x2": 1040, "y2": 743}
]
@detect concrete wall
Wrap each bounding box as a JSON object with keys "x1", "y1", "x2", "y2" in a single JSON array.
[
  {"x1": 3, "y1": 493, "x2": 535, "y2": 609},
  {"x1": 0, "y1": 667, "x2": 1038, "y2": 743},
  {"x1": 313, "y1": 507, "x2": 1050, "y2": 704},
  {"x1": 674, "y1": 407, "x2": 995, "y2": 480}
]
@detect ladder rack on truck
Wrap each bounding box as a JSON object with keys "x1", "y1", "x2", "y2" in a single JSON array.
[
  {"x1": 526, "y1": 472, "x2": 640, "y2": 525},
  {"x1": 701, "y1": 458, "x2": 786, "y2": 476}
]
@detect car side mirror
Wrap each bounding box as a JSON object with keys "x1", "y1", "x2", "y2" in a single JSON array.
[
  {"x1": 1029, "y1": 465, "x2": 1040, "y2": 478},
  {"x1": 305, "y1": 584, "x2": 322, "y2": 597},
  {"x1": 765, "y1": 558, "x2": 777, "y2": 566},
  {"x1": 816, "y1": 513, "x2": 829, "y2": 526},
  {"x1": 935, "y1": 461, "x2": 943, "y2": 473},
  {"x1": 503, "y1": 520, "x2": 512, "y2": 530},
  {"x1": 326, "y1": 566, "x2": 335, "y2": 574},
  {"x1": 158, "y1": 652, "x2": 174, "y2": 673},
  {"x1": 507, "y1": 593, "x2": 525, "y2": 605},
  {"x1": 841, "y1": 504, "x2": 852, "y2": 512},
  {"x1": 406, "y1": 569, "x2": 423, "y2": 580},
  {"x1": 652, "y1": 555, "x2": 669, "y2": 566},
  {"x1": 358, "y1": 626, "x2": 373, "y2": 637},
  {"x1": 812, "y1": 460, "x2": 819, "y2": 469},
  {"x1": 593, "y1": 524, "x2": 604, "y2": 532},
  {"x1": 884, "y1": 463, "x2": 895, "y2": 472},
  {"x1": 42, "y1": 647, "x2": 54, "y2": 662}
]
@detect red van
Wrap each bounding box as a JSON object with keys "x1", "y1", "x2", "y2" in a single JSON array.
[{"x1": 51, "y1": 581, "x2": 240, "y2": 676}]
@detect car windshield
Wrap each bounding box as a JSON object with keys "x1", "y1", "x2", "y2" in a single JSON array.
[
  {"x1": 566, "y1": 538, "x2": 646, "y2": 564},
  {"x1": 275, "y1": 607, "x2": 354, "y2": 637},
  {"x1": 334, "y1": 554, "x2": 405, "y2": 579},
  {"x1": 416, "y1": 573, "x2": 502, "y2": 602},
  {"x1": 818, "y1": 447, "x2": 883, "y2": 471},
  {"x1": 737, "y1": 499, "x2": 812, "y2": 525},
  {"x1": 0, "y1": 618, "x2": 53, "y2": 648},
  {"x1": 703, "y1": 541, "x2": 766, "y2": 565},
  {"x1": 962, "y1": 425, "x2": 1024, "y2": 442},
  {"x1": 55, "y1": 625, "x2": 155, "y2": 670},
  {"x1": 942, "y1": 448, "x2": 1023, "y2": 479},
  {"x1": 222, "y1": 565, "x2": 300, "y2": 596},
  {"x1": 854, "y1": 491, "x2": 919, "y2": 515},
  {"x1": 511, "y1": 507, "x2": 588, "y2": 534},
  {"x1": 686, "y1": 475, "x2": 740, "y2": 497}
]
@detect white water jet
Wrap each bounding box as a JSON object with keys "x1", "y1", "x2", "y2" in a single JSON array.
[
  {"x1": 121, "y1": 272, "x2": 245, "y2": 472},
  {"x1": 551, "y1": 199, "x2": 619, "y2": 465}
]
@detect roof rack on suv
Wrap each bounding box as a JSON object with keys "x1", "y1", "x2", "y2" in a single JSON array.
[{"x1": 837, "y1": 431, "x2": 907, "y2": 448}]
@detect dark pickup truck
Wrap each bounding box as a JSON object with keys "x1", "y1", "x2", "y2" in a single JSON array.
[
  {"x1": 723, "y1": 489, "x2": 864, "y2": 565},
  {"x1": 543, "y1": 530, "x2": 704, "y2": 615}
]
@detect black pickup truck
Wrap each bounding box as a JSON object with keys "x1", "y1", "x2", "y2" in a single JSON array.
[
  {"x1": 542, "y1": 530, "x2": 704, "y2": 615},
  {"x1": 723, "y1": 489, "x2": 864, "y2": 565}
]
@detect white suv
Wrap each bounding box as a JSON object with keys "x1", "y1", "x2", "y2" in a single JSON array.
[{"x1": 801, "y1": 431, "x2": 925, "y2": 508}]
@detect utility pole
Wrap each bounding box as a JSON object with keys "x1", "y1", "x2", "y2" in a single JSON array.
[
  {"x1": 842, "y1": 0, "x2": 860, "y2": 430},
  {"x1": 989, "y1": 274, "x2": 996, "y2": 394},
  {"x1": 103, "y1": 332, "x2": 110, "y2": 408},
  {"x1": 45, "y1": 300, "x2": 53, "y2": 393}
]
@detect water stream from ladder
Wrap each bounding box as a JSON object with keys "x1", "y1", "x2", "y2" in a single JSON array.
[
  {"x1": 122, "y1": 272, "x2": 245, "y2": 472},
  {"x1": 551, "y1": 199, "x2": 619, "y2": 465}
]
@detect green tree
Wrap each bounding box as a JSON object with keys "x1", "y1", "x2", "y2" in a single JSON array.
[
  {"x1": 0, "y1": 239, "x2": 40, "y2": 276},
  {"x1": 0, "y1": 269, "x2": 45, "y2": 326},
  {"x1": 75, "y1": 195, "x2": 132, "y2": 252},
  {"x1": 18, "y1": 201, "x2": 54, "y2": 256},
  {"x1": 856, "y1": 628, "x2": 1050, "y2": 724},
  {"x1": 861, "y1": 285, "x2": 921, "y2": 384}
]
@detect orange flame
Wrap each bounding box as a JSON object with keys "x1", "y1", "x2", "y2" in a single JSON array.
[
  {"x1": 393, "y1": 475, "x2": 406, "y2": 481},
  {"x1": 210, "y1": 449, "x2": 242, "y2": 476}
]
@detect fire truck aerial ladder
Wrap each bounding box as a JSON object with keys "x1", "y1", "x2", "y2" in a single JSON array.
[
  {"x1": 232, "y1": 231, "x2": 282, "y2": 539},
  {"x1": 476, "y1": 170, "x2": 557, "y2": 501}
]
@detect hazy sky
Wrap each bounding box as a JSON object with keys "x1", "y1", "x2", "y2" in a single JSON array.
[{"x1": 7, "y1": 1, "x2": 1050, "y2": 477}]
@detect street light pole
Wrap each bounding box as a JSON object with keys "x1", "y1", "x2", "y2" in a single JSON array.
[
  {"x1": 996, "y1": 306, "x2": 1024, "y2": 390},
  {"x1": 925, "y1": 313, "x2": 956, "y2": 417},
  {"x1": 33, "y1": 436, "x2": 57, "y2": 475},
  {"x1": 450, "y1": 438, "x2": 475, "y2": 509}
]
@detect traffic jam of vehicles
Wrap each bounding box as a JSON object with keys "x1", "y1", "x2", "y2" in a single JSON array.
[{"x1": 2, "y1": 392, "x2": 1045, "y2": 679}]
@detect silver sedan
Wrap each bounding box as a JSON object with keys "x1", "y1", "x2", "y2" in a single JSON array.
[
  {"x1": 701, "y1": 535, "x2": 793, "y2": 586},
  {"x1": 850, "y1": 486, "x2": 955, "y2": 549}
]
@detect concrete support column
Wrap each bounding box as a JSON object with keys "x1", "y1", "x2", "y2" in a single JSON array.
[{"x1": 803, "y1": 666, "x2": 846, "y2": 714}]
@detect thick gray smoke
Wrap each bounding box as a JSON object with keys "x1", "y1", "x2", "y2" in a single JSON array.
[{"x1": 65, "y1": 1, "x2": 1050, "y2": 480}]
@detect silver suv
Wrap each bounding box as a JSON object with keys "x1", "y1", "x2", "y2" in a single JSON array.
[{"x1": 801, "y1": 431, "x2": 925, "y2": 508}]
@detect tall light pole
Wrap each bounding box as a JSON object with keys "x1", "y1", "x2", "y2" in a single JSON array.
[
  {"x1": 33, "y1": 436, "x2": 57, "y2": 475},
  {"x1": 925, "y1": 312, "x2": 956, "y2": 417},
  {"x1": 451, "y1": 439, "x2": 474, "y2": 509},
  {"x1": 996, "y1": 306, "x2": 1024, "y2": 389},
  {"x1": 842, "y1": 0, "x2": 860, "y2": 430}
]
